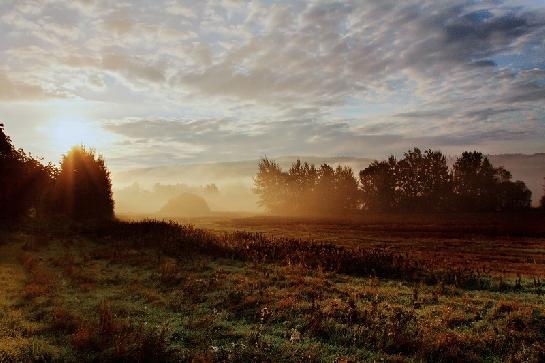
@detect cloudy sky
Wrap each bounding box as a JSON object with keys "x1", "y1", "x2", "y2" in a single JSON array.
[{"x1": 1, "y1": 0, "x2": 544, "y2": 170}]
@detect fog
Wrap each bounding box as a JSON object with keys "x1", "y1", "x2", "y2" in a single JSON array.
[
  {"x1": 111, "y1": 154, "x2": 545, "y2": 215},
  {"x1": 111, "y1": 156, "x2": 375, "y2": 215},
  {"x1": 113, "y1": 182, "x2": 258, "y2": 215}
]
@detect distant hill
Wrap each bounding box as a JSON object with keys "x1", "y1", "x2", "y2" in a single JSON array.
[{"x1": 112, "y1": 154, "x2": 544, "y2": 207}]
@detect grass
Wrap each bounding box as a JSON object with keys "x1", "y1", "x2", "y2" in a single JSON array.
[
  {"x1": 173, "y1": 213, "x2": 545, "y2": 277},
  {"x1": 1, "y1": 214, "x2": 545, "y2": 362}
]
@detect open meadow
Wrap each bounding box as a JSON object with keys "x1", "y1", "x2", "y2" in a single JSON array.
[
  {"x1": 2, "y1": 213, "x2": 545, "y2": 362},
  {"x1": 138, "y1": 212, "x2": 545, "y2": 277}
]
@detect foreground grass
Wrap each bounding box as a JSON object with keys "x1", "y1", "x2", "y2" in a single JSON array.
[
  {"x1": 1, "y1": 221, "x2": 545, "y2": 362},
  {"x1": 0, "y1": 233, "x2": 69, "y2": 361}
]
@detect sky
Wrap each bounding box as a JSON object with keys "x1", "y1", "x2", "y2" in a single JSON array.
[{"x1": 1, "y1": 0, "x2": 544, "y2": 171}]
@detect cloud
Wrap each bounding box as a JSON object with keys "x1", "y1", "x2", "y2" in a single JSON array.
[
  {"x1": 0, "y1": 71, "x2": 61, "y2": 101},
  {"x1": 101, "y1": 54, "x2": 165, "y2": 84},
  {"x1": 103, "y1": 113, "x2": 545, "y2": 167},
  {"x1": 0, "y1": 0, "x2": 544, "y2": 168},
  {"x1": 168, "y1": 1, "x2": 545, "y2": 114}
]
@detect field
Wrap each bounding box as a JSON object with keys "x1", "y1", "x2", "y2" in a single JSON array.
[
  {"x1": 1, "y1": 213, "x2": 545, "y2": 362},
  {"x1": 160, "y1": 212, "x2": 545, "y2": 277}
]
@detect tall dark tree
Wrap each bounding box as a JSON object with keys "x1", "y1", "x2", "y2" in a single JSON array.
[
  {"x1": 452, "y1": 151, "x2": 531, "y2": 211},
  {"x1": 333, "y1": 165, "x2": 360, "y2": 214},
  {"x1": 452, "y1": 152, "x2": 497, "y2": 211},
  {"x1": 539, "y1": 178, "x2": 545, "y2": 209},
  {"x1": 0, "y1": 123, "x2": 56, "y2": 220},
  {"x1": 312, "y1": 164, "x2": 340, "y2": 215},
  {"x1": 359, "y1": 156, "x2": 398, "y2": 212},
  {"x1": 396, "y1": 148, "x2": 425, "y2": 210},
  {"x1": 395, "y1": 148, "x2": 451, "y2": 211},
  {"x1": 496, "y1": 180, "x2": 532, "y2": 210},
  {"x1": 396, "y1": 148, "x2": 451, "y2": 211},
  {"x1": 54, "y1": 146, "x2": 114, "y2": 220},
  {"x1": 423, "y1": 149, "x2": 452, "y2": 210}
]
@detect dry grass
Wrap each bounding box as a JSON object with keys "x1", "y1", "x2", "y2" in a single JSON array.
[
  {"x1": 1, "y1": 214, "x2": 545, "y2": 361},
  {"x1": 182, "y1": 213, "x2": 545, "y2": 277}
]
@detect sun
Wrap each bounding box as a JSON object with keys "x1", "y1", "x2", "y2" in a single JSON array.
[{"x1": 49, "y1": 117, "x2": 109, "y2": 156}]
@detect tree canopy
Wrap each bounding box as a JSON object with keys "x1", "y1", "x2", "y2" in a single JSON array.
[
  {"x1": 0, "y1": 123, "x2": 57, "y2": 220},
  {"x1": 255, "y1": 149, "x2": 533, "y2": 215},
  {"x1": 254, "y1": 158, "x2": 359, "y2": 216}
]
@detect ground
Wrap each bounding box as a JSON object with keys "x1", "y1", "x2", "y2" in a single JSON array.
[{"x1": 1, "y1": 215, "x2": 545, "y2": 362}]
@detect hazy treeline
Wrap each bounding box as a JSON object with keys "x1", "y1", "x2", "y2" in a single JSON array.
[
  {"x1": 114, "y1": 179, "x2": 261, "y2": 214},
  {"x1": 255, "y1": 148, "x2": 537, "y2": 215},
  {"x1": 0, "y1": 124, "x2": 114, "y2": 221}
]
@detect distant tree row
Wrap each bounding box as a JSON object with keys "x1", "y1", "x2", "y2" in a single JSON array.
[
  {"x1": 360, "y1": 149, "x2": 531, "y2": 212},
  {"x1": 254, "y1": 159, "x2": 359, "y2": 215},
  {"x1": 254, "y1": 148, "x2": 535, "y2": 215},
  {"x1": 0, "y1": 124, "x2": 114, "y2": 222}
]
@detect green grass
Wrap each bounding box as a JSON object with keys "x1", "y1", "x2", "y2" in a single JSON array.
[{"x1": 1, "y1": 220, "x2": 545, "y2": 362}]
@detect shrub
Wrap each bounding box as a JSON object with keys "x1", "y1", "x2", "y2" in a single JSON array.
[{"x1": 159, "y1": 192, "x2": 210, "y2": 217}]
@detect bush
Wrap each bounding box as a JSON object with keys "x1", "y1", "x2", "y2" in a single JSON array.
[{"x1": 159, "y1": 192, "x2": 210, "y2": 217}]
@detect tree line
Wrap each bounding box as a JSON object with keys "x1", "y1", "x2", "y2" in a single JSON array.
[
  {"x1": 254, "y1": 148, "x2": 539, "y2": 215},
  {"x1": 0, "y1": 123, "x2": 114, "y2": 222}
]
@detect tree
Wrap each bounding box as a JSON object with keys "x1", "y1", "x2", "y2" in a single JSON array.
[
  {"x1": 332, "y1": 165, "x2": 359, "y2": 214},
  {"x1": 359, "y1": 156, "x2": 398, "y2": 212},
  {"x1": 452, "y1": 152, "x2": 497, "y2": 211},
  {"x1": 422, "y1": 149, "x2": 451, "y2": 210},
  {"x1": 253, "y1": 158, "x2": 288, "y2": 214},
  {"x1": 314, "y1": 164, "x2": 336, "y2": 214},
  {"x1": 0, "y1": 123, "x2": 57, "y2": 220},
  {"x1": 54, "y1": 146, "x2": 114, "y2": 220},
  {"x1": 452, "y1": 151, "x2": 531, "y2": 211},
  {"x1": 496, "y1": 180, "x2": 532, "y2": 210},
  {"x1": 539, "y1": 178, "x2": 545, "y2": 209},
  {"x1": 286, "y1": 160, "x2": 318, "y2": 215},
  {"x1": 254, "y1": 158, "x2": 359, "y2": 216},
  {"x1": 203, "y1": 183, "x2": 219, "y2": 194},
  {"x1": 396, "y1": 148, "x2": 451, "y2": 211}
]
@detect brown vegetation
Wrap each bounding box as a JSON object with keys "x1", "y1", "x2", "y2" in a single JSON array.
[{"x1": 3, "y1": 222, "x2": 545, "y2": 361}]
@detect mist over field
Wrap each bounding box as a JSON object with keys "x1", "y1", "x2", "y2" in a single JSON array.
[
  {"x1": 112, "y1": 156, "x2": 374, "y2": 214},
  {"x1": 112, "y1": 153, "x2": 545, "y2": 214}
]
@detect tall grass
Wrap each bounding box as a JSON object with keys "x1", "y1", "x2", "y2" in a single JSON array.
[{"x1": 76, "y1": 219, "x2": 522, "y2": 290}]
